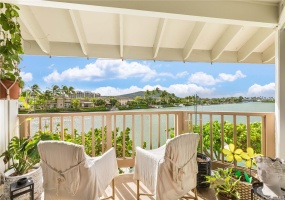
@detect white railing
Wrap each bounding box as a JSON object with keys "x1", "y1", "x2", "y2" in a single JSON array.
[{"x1": 18, "y1": 111, "x2": 275, "y2": 168}]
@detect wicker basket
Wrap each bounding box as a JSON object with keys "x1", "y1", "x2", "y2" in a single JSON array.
[{"x1": 236, "y1": 179, "x2": 261, "y2": 200}]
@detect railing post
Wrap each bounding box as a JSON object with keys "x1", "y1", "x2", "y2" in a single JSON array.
[
  {"x1": 176, "y1": 111, "x2": 184, "y2": 134},
  {"x1": 265, "y1": 113, "x2": 275, "y2": 157},
  {"x1": 18, "y1": 115, "x2": 28, "y2": 138},
  {"x1": 106, "y1": 115, "x2": 112, "y2": 150},
  {"x1": 182, "y1": 111, "x2": 188, "y2": 132}
]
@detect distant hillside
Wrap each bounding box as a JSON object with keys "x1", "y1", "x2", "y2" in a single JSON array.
[{"x1": 116, "y1": 91, "x2": 145, "y2": 98}]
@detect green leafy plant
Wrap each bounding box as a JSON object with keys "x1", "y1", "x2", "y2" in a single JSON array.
[
  {"x1": 205, "y1": 168, "x2": 240, "y2": 199},
  {"x1": 0, "y1": 130, "x2": 60, "y2": 175},
  {"x1": 0, "y1": 3, "x2": 24, "y2": 88},
  {"x1": 193, "y1": 121, "x2": 262, "y2": 160}
]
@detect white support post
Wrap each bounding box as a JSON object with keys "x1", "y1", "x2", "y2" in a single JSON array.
[
  {"x1": 275, "y1": 29, "x2": 285, "y2": 159},
  {"x1": 0, "y1": 100, "x2": 19, "y2": 172}
]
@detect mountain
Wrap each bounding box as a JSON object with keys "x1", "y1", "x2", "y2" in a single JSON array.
[{"x1": 116, "y1": 91, "x2": 145, "y2": 98}]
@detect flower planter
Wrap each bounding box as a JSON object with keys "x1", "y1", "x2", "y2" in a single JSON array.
[
  {"x1": 2, "y1": 167, "x2": 43, "y2": 200},
  {"x1": 232, "y1": 170, "x2": 261, "y2": 200},
  {"x1": 197, "y1": 153, "x2": 211, "y2": 188},
  {"x1": 0, "y1": 79, "x2": 20, "y2": 99}
]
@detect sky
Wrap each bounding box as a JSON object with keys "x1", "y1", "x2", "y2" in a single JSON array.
[{"x1": 18, "y1": 55, "x2": 275, "y2": 98}]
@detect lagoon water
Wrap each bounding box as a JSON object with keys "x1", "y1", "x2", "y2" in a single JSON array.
[
  {"x1": 131, "y1": 102, "x2": 274, "y2": 113},
  {"x1": 31, "y1": 102, "x2": 274, "y2": 149}
]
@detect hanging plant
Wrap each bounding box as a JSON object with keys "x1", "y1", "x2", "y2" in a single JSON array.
[{"x1": 0, "y1": 3, "x2": 24, "y2": 89}]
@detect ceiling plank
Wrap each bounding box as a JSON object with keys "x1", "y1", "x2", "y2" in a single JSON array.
[
  {"x1": 69, "y1": 10, "x2": 88, "y2": 56},
  {"x1": 119, "y1": 14, "x2": 124, "y2": 59},
  {"x1": 238, "y1": 28, "x2": 274, "y2": 62},
  {"x1": 3, "y1": 0, "x2": 278, "y2": 28},
  {"x1": 153, "y1": 18, "x2": 168, "y2": 59},
  {"x1": 18, "y1": 6, "x2": 50, "y2": 54},
  {"x1": 183, "y1": 22, "x2": 206, "y2": 61},
  {"x1": 263, "y1": 43, "x2": 275, "y2": 63},
  {"x1": 212, "y1": 25, "x2": 243, "y2": 61}
]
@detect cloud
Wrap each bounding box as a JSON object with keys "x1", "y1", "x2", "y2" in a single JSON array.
[
  {"x1": 20, "y1": 72, "x2": 33, "y2": 82},
  {"x1": 176, "y1": 71, "x2": 189, "y2": 78},
  {"x1": 93, "y1": 84, "x2": 215, "y2": 98},
  {"x1": 188, "y1": 72, "x2": 217, "y2": 86},
  {"x1": 247, "y1": 83, "x2": 275, "y2": 97},
  {"x1": 48, "y1": 64, "x2": 55, "y2": 69},
  {"x1": 93, "y1": 86, "x2": 142, "y2": 96},
  {"x1": 43, "y1": 59, "x2": 157, "y2": 83},
  {"x1": 218, "y1": 70, "x2": 246, "y2": 82},
  {"x1": 188, "y1": 71, "x2": 246, "y2": 86}
]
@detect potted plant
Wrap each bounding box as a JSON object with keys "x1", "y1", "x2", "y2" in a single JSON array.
[
  {"x1": 0, "y1": 130, "x2": 60, "y2": 199},
  {"x1": 205, "y1": 168, "x2": 240, "y2": 200},
  {"x1": 0, "y1": 3, "x2": 24, "y2": 99},
  {"x1": 222, "y1": 143, "x2": 261, "y2": 199}
]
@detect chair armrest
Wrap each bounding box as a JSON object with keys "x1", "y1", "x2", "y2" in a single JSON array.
[
  {"x1": 88, "y1": 148, "x2": 119, "y2": 192},
  {"x1": 134, "y1": 146, "x2": 165, "y2": 193}
]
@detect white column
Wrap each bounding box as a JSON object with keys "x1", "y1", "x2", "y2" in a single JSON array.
[
  {"x1": 0, "y1": 100, "x2": 19, "y2": 172},
  {"x1": 275, "y1": 29, "x2": 285, "y2": 159}
]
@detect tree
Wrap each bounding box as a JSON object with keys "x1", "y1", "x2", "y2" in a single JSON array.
[
  {"x1": 72, "y1": 99, "x2": 80, "y2": 109},
  {"x1": 29, "y1": 84, "x2": 42, "y2": 110},
  {"x1": 94, "y1": 98, "x2": 106, "y2": 106},
  {"x1": 51, "y1": 85, "x2": 60, "y2": 96},
  {"x1": 62, "y1": 85, "x2": 75, "y2": 97},
  {"x1": 39, "y1": 90, "x2": 53, "y2": 110},
  {"x1": 134, "y1": 96, "x2": 142, "y2": 105},
  {"x1": 109, "y1": 97, "x2": 118, "y2": 107},
  {"x1": 159, "y1": 90, "x2": 169, "y2": 104}
]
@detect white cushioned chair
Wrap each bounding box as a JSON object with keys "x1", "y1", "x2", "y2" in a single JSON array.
[
  {"x1": 134, "y1": 133, "x2": 200, "y2": 200},
  {"x1": 38, "y1": 140, "x2": 118, "y2": 200}
]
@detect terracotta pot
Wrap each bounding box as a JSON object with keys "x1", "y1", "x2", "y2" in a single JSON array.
[{"x1": 0, "y1": 79, "x2": 20, "y2": 99}]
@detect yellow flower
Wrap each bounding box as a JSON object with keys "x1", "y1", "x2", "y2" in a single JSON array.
[
  {"x1": 222, "y1": 144, "x2": 243, "y2": 162},
  {"x1": 240, "y1": 147, "x2": 261, "y2": 168}
]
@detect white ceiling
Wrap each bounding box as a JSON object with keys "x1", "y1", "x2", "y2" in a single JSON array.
[{"x1": 3, "y1": 0, "x2": 285, "y2": 64}]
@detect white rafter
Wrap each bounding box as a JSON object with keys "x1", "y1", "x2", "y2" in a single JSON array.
[
  {"x1": 212, "y1": 25, "x2": 243, "y2": 61},
  {"x1": 263, "y1": 43, "x2": 275, "y2": 63},
  {"x1": 69, "y1": 10, "x2": 88, "y2": 56},
  {"x1": 238, "y1": 28, "x2": 274, "y2": 62},
  {"x1": 18, "y1": 6, "x2": 50, "y2": 54},
  {"x1": 153, "y1": 18, "x2": 168, "y2": 59},
  {"x1": 183, "y1": 22, "x2": 206, "y2": 61},
  {"x1": 119, "y1": 14, "x2": 124, "y2": 59}
]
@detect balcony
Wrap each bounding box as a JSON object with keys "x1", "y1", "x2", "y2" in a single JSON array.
[{"x1": 15, "y1": 110, "x2": 275, "y2": 199}]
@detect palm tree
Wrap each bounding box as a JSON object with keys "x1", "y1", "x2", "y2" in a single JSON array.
[
  {"x1": 144, "y1": 90, "x2": 152, "y2": 105},
  {"x1": 29, "y1": 84, "x2": 42, "y2": 111},
  {"x1": 159, "y1": 90, "x2": 168, "y2": 104},
  {"x1": 61, "y1": 86, "x2": 75, "y2": 97},
  {"x1": 38, "y1": 90, "x2": 53, "y2": 110},
  {"x1": 51, "y1": 85, "x2": 60, "y2": 96}
]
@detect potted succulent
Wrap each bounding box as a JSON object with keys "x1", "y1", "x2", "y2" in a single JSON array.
[
  {"x1": 205, "y1": 168, "x2": 240, "y2": 200},
  {"x1": 0, "y1": 3, "x2": 24, "y2": 99},
  {"x1": 0, "y1": 129, "x2": 60, "y2": 199}
]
